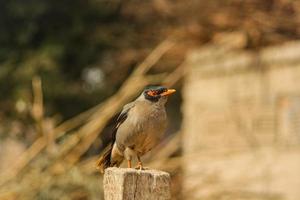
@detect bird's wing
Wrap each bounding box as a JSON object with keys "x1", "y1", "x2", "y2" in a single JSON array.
[
  {"x1": 112, "y1": 102, "x2": 135, "y2": 143},
  {"x1": 97, "y1": 102, "x2": 135, "y2": 170}
]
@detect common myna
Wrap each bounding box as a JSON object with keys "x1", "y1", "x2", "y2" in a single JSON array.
[{"x1": 97, "y1": 86, "x2": 176, "y2": 172}]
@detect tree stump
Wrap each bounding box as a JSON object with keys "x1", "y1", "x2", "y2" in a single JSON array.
[{"x1": 103, "y1": 167, "x2": 171, "y2": 200}]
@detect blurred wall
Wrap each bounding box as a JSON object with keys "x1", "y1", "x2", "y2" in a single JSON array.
[{"x1": 182, "y1": 41, "x2": 300, "y2": 200}]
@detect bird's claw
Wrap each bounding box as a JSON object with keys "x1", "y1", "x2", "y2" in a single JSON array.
[{"x1": 135, "y1": 162, "x2": 148, "y2": 170}]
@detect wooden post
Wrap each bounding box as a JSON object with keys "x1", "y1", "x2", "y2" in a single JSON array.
[{"x1": 103, "y1": 167, "x2": 171, "y2": 200}]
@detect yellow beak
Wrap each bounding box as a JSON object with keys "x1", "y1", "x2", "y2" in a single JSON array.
[{"x1": 160, "y1": 89, "x2": 176, "y2": 96}]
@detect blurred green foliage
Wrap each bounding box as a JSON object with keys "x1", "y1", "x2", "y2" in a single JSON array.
[{"x1": 0, "y1": 0, "x2": 129, "y2": 119}]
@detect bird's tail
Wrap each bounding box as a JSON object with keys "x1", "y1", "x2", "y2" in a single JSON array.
[
  {"x1": 96, "y1": 145, "x2": 112, "y2": 173},
  {"x1": 96, "y1": 144, "x2": 124, "y2": 173}
]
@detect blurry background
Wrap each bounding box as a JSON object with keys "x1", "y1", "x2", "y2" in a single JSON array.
[{"x1": 0, "y1": 0, "x2": 300, "y2": 199}]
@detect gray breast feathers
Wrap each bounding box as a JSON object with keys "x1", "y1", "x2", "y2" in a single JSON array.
[{"x1": 115, "y1": 100, "x2": 167, "y2": 154}]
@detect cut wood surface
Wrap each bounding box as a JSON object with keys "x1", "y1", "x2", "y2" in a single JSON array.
[{"x1": 103, "y1": 167, "x2": 171, "y2": 200}]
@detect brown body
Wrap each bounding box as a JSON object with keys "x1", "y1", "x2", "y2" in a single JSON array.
[{"x1": 115, "y1": 98, "x2": 167, "y2": 160}]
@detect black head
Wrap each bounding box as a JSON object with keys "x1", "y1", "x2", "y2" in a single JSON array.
[{"x1": 143, "y1": 86, "x2": 176, "y2": 102}]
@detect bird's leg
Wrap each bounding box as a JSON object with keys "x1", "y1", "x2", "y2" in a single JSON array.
[
  {"x1": 127, "y1": 159, "x2": 132, "y2": 168},
  {"x1": 135, "y1": 155, "x2": 143, "y2": 170},
  {"x1": 124, "y1": 148, "x2": 133, "y2": 168}
]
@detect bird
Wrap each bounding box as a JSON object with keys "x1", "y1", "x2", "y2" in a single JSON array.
[{"x1": 97, "y1": 86, "x2": 176, "y2": 172}]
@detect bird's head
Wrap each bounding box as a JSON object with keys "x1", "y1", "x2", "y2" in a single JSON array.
[{"x1": 142, "y1": 86, "x2": 176, "y2": 104}]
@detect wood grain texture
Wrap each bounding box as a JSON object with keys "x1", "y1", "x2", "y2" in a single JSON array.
[{"x1": 103, "y1": 167, "x2": 171, "y2": 200}]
